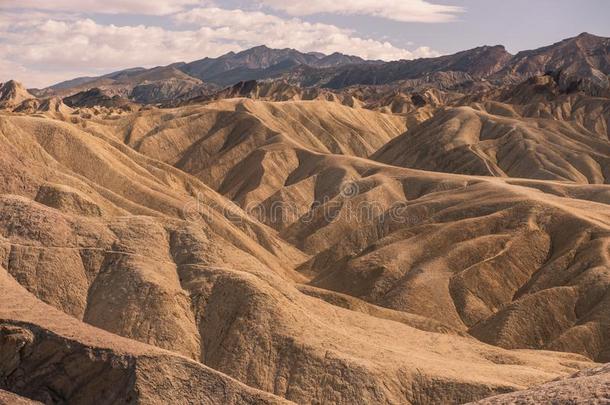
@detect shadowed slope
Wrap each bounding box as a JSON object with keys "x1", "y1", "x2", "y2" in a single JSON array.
[
  {"x1": 0, "y1": 110, "x2": 602, "y2": 404},
  {"x1": 282, "y1": 158, "x2": 610, "y2": 361},
  {"x1": 82, "y1": 98, "x2": 408, "y2": 208},
  {"x1": 59, "y1": 97, "x2": 610, "y2": 364},
  {"x1": 0, "y1": 269, "x2": 291, "y2": 404},
  {"x1": 373, "y1": 103, "x2": 610, "y2": 184}
]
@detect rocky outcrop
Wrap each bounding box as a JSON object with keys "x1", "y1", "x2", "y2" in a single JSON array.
[
  {"x1": 0, "y1": 273, "x2": 290, "y2": 405},
  {"x1": 63, "y1": 88, "x2": 137, "y2": 110},
  {"x1": 496, "y1": 32, "x2": 610, "y2": 95},
  {"x1": 0, "y1": 81, "x2": 35, "y2": 109},
  {"x1": 0, "y1": 389, "x2": 41, "y2": 404},
  {"x1": 34, "y1": 183, "x2": 103, "y2": 216},
  {"x1": 373, "y1": 103, "x2": 610, "y2": 184},
  {"x1": 471, "y1": 363, "x2": 610, "y2": 404}
]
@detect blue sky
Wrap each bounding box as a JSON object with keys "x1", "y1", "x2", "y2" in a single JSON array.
[
  {"x1": 1, "y1": 0, "x2": 609, "y2": 87},
  {"x1": 354, "y1": 0, "x2": 610, "y2": 54}
]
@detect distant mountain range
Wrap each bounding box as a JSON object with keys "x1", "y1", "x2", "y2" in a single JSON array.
[
  {"x1": 31, "y1": 46, "x2": 370, "y2": 103},
  {"x1": 287, "y1": 33, "x2": 610, "y2": 93},
  {"x1": 29, "y1": 32, "x2": 610, "y2": 105},
  {"x1": 179, "y1": 45, "x2": 369, "y2": 86}
]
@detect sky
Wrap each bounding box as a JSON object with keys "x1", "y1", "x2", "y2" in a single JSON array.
[{"x1": 1, "y1": 0, "x2": 609, "y2": 88}]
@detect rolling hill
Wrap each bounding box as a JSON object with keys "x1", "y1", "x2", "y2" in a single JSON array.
[{"x1": 1, "y1": 32, "x2": 610, "y2": 404}]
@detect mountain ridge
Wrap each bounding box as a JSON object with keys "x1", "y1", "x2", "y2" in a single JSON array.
[{"x1": 28, "y1": 32, "x2": 610, "y2": 105}]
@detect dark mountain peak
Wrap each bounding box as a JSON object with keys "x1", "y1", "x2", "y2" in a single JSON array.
[
  {"x1": 228, "y1": 45, "x2": 309, "y2": 64},
  {"x1": 234, "y1": 45, "x2": 308, "y2": 59},
  {"x1": 456, "y1": 44, "x2": 510, "y2": 57},
  {"x1": 315, "y1": 52, "x2": 365, "y2": 67},
  {"x1": 515, "y1": 31, "x2": 608, "y2": 57},
  {"x1": 469, "y1": 44, "x2": 506, "y2": 51},
  {"x1": 494, "y1": 32, "x2": 610, "y2": 95},
  {"x1": 572, "y1": 31, "x2": 609, "y2": 47},
  {"x1": 307, "y1": 51, "x2": 326, "y2": 59},
  {"x1": 575, "y1": 32, "x2": 600, "y2": 40},
  {"x1": 104, "y1": 67, "x2": 146, "y2": 80},
  {"x1": 425, "y1": 44, "x2": 512, "y2": 77},
  {"x1": 236, "y1": 44, "x2": 272, "y2": 56},
  {"x1": 181, "y1": 45, "x2": 343, "y2": 86},
  {"x1": 486, "y1": 44, "x2": 508, "y2": 53},
  {"x1": 556, "y1": 31, "x2": 608, "y2": 48},
  {"x1": 248, "y1": 44, "x2": 271, "y2": 51}
]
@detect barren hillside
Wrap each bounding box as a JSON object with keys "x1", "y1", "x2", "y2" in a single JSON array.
[
  {"x1": 1, "y1": 32, "x2": 610, "y2": 405},
  {"x1": 374, "y1": 75, "x2": 610, "y2": 184},
  {"x1": 2, "y1": 108, "x2": 605, "y2": 403}
]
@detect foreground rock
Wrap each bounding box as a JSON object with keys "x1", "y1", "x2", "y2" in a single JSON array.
[
  {"x1": 0, "y1": 271, "x2": 290, "y2": 404},
  {"x1": 471, "y1": 363, "x2": 610, "y2": 404},
  {"x1": 0, "y1": 389, "x2": 41, "y2": 404}
]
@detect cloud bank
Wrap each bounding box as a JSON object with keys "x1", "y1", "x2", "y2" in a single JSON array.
[
  {"x1": 0, "y1": 0, "x2": 203, "y2": 15},
  {"x1": 257, "y1": 0, "x2": 463, "y2": 23},
  {"x1": 174, "y1": 7, "x2": 438, "y2": 60},
  {"x1": 0, "y1": 2, "x2": 446, "y2": 87}
]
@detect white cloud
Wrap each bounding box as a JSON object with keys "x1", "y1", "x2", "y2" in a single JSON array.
[
  {"x1": 1, "y1": 18, "x2": 238, "y2": 69},
  {"x1": 0, "y1": 0, "x2": 205, "y2": 16},
  {"x1": 0, "y1": 14, "x2": 237, "y2": 87},
  {"x1": 174, "y1": 7, "x2": 439, "y2": 60},
  {"x1": 257, "y1": 0, "x2": 463, "y2": 23},
  {"x1": 0, "y1": 7, "x2": 441, "y2": 88}
]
